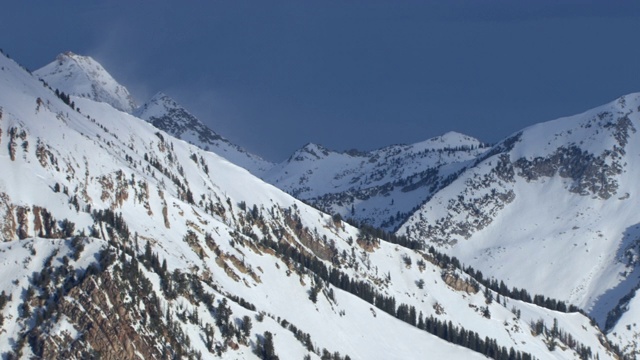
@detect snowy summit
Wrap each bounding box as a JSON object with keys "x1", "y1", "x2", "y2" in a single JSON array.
[{"x1": 35, "y1": 51, "x2": 136, "y2": 113}]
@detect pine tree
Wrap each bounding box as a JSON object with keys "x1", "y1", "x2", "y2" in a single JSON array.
[
  {"x1": 258, "y1": 331, "x2": 279, "y2": 360},
  {"x1": 242, "y1": 315, "x2": 252, "y2": 337}
]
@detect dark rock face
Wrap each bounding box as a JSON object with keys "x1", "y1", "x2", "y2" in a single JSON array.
[
  {"x1": 514, "y1": 145, "x2": 621, "y2": 199},
  {"x1": 41, "y1": 271, "x2": 165, "y2": 360},
  {"x1": 402, "y1": 110, "x2": 637, "y2": 245},
  {"x1": 514, "y1": 113, "x2": 635, "y2": 200},
  {"x1": 149, "y1": 109, "x2": 224, "y2": 149}
]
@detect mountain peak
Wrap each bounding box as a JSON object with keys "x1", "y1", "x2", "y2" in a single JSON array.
[
  {"x1": 136, "y1": 92, "x2": 205, "y2": 134},
  {"x1": 288, "y1": 142, "x2": 332, "y2": 162},
  {"x1": 58, "y1": 50, "x2": 77, "y2": 59},
  {"x1": 136, "y1": 92, "x2": 184, "y2": 119},
  {"x1": 136, "y1": 92, "x2": 274, "y2": 175},
  {"x1": 439, "y1": 130, "x2": 474, "y2": 140},
  {"x1": 301, "y1": 142, "x2": 327, "y2": 152},
  {"x1": 35, "y1": 52, "x2": 136, "y2": 113},
  {"x1": 425, "y1": 131, "x2": 484, "y2": 147},
  {"x1": 149, "y1": 91, "x2": 173, "y2": 104}
]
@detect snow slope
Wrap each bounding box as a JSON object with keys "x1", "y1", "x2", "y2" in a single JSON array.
[
  {"x1": 398, "y1": 94, "x2": 640, "y2": 354},
  {"x1": 608, "y1": 286, "x2": 640, "y2": 357},
  {"x1": 34, "y1": 51, "x2": 136, "y2": 113},
  {"x1": 0, "y1": 51, "x2": 618, "y2": 359}
]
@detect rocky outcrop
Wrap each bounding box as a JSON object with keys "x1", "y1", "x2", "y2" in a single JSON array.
[
  {"x1": 442, "y1": 271, "x2": 479, "y2": 294},
  {"x1": 42, "y1": 271, "x2": 163, "y2": 360}
]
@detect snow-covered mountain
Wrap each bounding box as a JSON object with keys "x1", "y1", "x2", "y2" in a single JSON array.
[
  {"x1": 131, "y1": 82, "x2": 488, "y2": 231},
  {"x1": 264, "y1": 132, "x2": 490, "y2": 231},
  {"x1": 135, "y1": 92, "x2": 273, "y2": 175},
  {"x1": 0, "y1": 50, "x2": 619, "y2": 359},
  {"x1": 58, "y1": 43, "x2": 486, "y2": 229},
  {"x1": 398, "y1": 94, "x2": 640, "y2": 355},
  {"x1": 34, "y1": 51, "x2": 136, "y2": 113}
]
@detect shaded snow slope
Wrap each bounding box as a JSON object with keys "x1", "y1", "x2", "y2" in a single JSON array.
[{"x1": 608, "y1": 285, "x2": 640, "y2": 358}]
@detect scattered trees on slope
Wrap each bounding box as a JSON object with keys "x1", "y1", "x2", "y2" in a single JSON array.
[{"x1": 258, "y1": 235, "x2": 535, "y2": 360}]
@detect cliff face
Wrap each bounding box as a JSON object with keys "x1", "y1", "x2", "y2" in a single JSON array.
[{"x1": 44, "y1": 270, "x2": 162, "y2": 360}]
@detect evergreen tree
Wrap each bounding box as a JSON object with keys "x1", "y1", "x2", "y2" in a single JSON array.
[
  {"x1": 257, "y1": 331, "x2": 279, "y2": 360},
  {"x1": 242, "y1": 315, "x2": 252, "y2": 337}
]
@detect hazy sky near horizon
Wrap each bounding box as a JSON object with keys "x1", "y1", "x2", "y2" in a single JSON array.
[{"x1": 2, "y1": 1, "x2": 640, "y2": 161}]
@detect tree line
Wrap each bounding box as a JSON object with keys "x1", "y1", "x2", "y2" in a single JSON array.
[{"x1": 258, "y1": 235, "x2": 535, "y2": 360}]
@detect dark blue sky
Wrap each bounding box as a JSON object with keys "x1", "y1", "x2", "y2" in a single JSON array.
[{"x1": 2, "y1": 1, "x2": 639, "y2": 161}]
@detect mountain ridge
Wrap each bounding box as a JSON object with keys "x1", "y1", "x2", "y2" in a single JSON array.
[
  {"x1": 0, "y1": 49, "x2": 623, "y2": 359},
  {"x1": 398, "y1": 93, "x2": 640, "y2": 335},
  {"x1": 263, "y1": 130, "x2": 490, "y2": 231},
  {"x1": 134, "y1": 91, "x2": 274, "y2": 176}
]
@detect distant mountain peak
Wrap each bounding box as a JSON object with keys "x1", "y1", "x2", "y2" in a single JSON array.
[
  {"x1": 136, "y1": 92, "x2": 211, "y2": 138},
  {"x1": 437, "y1": 130, "x2": 478, "y2": 141},
  {"x1": 59, "y1": 50, "x2": 77, "y2": 59},
  {"x1": 422, "y1": 131, "x2": 486, "y2": 147},
  {"x1": 147, "y1": 91, "x2": 176, "y2": 107},
  {"x1": 35, "y1": 52, "x2": 136, "y2": 113},
  {"x1": 138, "y1": 92, "x2": 185, "y2": 116},
  {"x1": 136, "y1": 92, "x2": 274, "y2": 175},
  {"x1": 286, "y1": 144, "x2": 331, "y2": 162}
]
